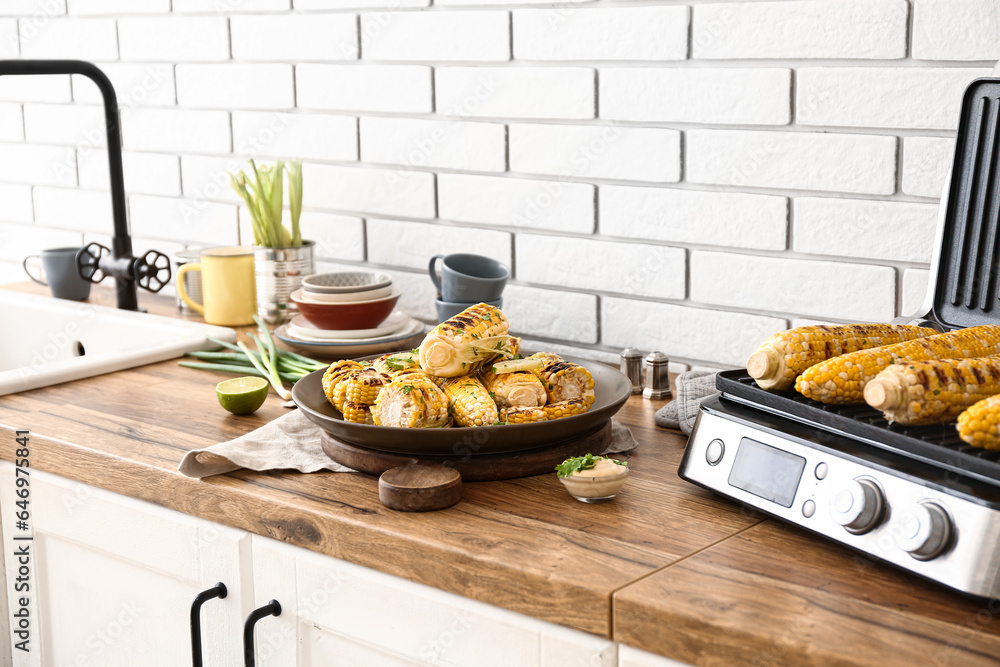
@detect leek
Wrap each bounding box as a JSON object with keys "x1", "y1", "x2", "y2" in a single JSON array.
[{"x1": 229, "y1": 159, "x2": 304, "y2": 248}]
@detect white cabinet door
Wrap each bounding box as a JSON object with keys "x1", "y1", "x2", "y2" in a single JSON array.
[
  {"x1": 0, "y1": 495, "x2": 11, "y2": 667},
  {"x1": 250, "y1": 535, "x2": 617, "y2": 667},
  {"x1": 0, "y1": 464, "x2": 253, "y2": 667}
]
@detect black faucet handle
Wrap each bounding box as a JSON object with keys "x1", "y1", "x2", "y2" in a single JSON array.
[
  {"x1": 76, "y1": 243, "x2": 109, "y2": 284},
  {"x1": 134, "y1": 249, "x2": 172, "y2": 293}
]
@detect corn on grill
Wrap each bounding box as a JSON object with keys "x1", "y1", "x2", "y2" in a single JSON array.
[{"x1": 679, "y1": 79, "x2": 1000, "y2": 601}]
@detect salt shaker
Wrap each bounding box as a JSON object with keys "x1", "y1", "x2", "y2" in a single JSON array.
[
  {"x1": 643, "y1": 351, "x2": 672, "y2": 400},
  {"x1": 620, "y1": 348, "x2": 644, "y2": 394}
]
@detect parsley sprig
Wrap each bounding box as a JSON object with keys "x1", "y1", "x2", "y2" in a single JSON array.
[{"x1": 555, "y1": 454, "x2": 627, "y2": 478}]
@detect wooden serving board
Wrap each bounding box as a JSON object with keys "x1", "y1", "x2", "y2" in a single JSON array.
[
  {"x1": 320, "y1": 421, "x2": 612, "y2": 482},
  {"x1": 322, "y1": 422, "x2": 613, "y2": 510}
]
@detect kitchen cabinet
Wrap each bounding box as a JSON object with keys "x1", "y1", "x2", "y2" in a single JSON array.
[
  {"x1": 0, "y1": 465, "x2": 688, "y2": 667},
  {"x1": 251, "y1": 536, "x2": 623, "y2": 667},
  {"x1": 0, "y1": 505, "x2": 11, "y2": 667},
  {"x1": 0, "y1": 463, "x2": 252, "y2": 666}
]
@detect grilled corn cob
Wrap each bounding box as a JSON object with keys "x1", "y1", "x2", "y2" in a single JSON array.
[
  {"x1": 418, "y1": 303, "x2": 512, "y2": 377},
  {"x1": 482, "y1": 367, "x2": 546, "y2": 409},
  {"x1": 864, "y1": 356, "x2": 1000, "y2": 425},
  {"x1": 796, "y1": 325, "x2": 1000, "y2": 404},
  {"x1": 341, "y1": 367, "x2": 384, "y2": 405},
  {"x1": 747, "y1": 324, "x2": 939, "y2": 391},
  {"x1": 957, "y1": 394, "x2": 1000, "y2": 450},
  {"x1": 500, "y1": 399, "x2": 589, "y2": 424},
  {"x1": 341, "y1": 401, "x2": 374, "y2": 425},
  {"x1": 372, "y1": 375, "x2": 450, "y2": 428},
  {"x1": 440, "y1": 375, "x2": 498, "y2": 427},
  {"x1": 507, "y1": 336, "x2": 521, "y2": 357},
  {"x1": 373, "y1": 351, "x2": 420, "y2": 378},
  {"x1": 323, "y1": 360, "x2": 364, "y2": 409},
  {"x1": 529, "y1": 353, "x2": 596, "y2": 405}
]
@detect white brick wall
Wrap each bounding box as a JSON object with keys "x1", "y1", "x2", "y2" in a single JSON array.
[
  {"x1": 438, "y1": 174, "x2": 594, "y2": 233},
  {"x1": 435, "y1": 67, "x2": 594, "y2": 120},
  {"x1": 797, "y1": 68, "x2": 991, "y2": 131},
  {"x1": 513, "y1": 6, "x2": 688, "y2": 61},
  {"x1": 297, "y1": 64, "x2": 432, "y2": 113},
  {"x1": 691, "y1": 252, "x2": 897, "y2": 321},
  {"x1": 687, "y1": 130, "x2": 898, "y2": 195},
  {"x1": 363, "y1": 11, "x2": 510, "y2": 62},
  {"x1": 176, "y1": 64, "x2": 294, "y2": 110},
  {"x1": 902, "y1": 137, "x2": 955, "y2": 198},
  {"x1": 912, "y1": 0, "x2": 1000, "y2": 61},
  {"x1": 600, "y1": 68, "x2": 791, "y2": 125},
  {"x1": 509, "y1": 124, "x2": 681, "y2": 182},
  {"x1": 692, "y1": 1, "x2": 909, "y2": 60},
  {"x1": 0, "y1": 1, "x2": 990, "y2": 370},
  {"x1": 118, "y1": 17, "x2": 230, "y2": 61},
  {"x1": 360, "y1": 117, "x2": 504, "y2": 172},
  {"x1": 793, "y1": 198, "x2": 939, "y2": 263}
]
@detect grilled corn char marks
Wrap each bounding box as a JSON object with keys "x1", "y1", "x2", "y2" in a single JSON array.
[
  {"x1": 748, "y1": 323, "x2": 939, "y2": 392},
  {"x1": 323, "y1": 304, "x2": 594, "y2": 428},
  {"x1": 865, "y1": 356, "x2": 1000, "y2": 426},
  {"x1": 794, "y1": 324, "x2": 1000, "y2": 404}
]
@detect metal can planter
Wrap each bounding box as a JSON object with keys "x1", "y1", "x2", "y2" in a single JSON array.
[{"x1": 254, "y1": 240, "x2": 315, "y2": 325}]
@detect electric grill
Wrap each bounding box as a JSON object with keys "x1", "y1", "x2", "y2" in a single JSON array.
[{"x1": 679, "y1": 79, "x2": 1000, "y2": 598}]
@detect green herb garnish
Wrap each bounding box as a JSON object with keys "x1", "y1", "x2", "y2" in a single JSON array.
[{"x1": 555, "y1": 454, "x2": 627, "y2": 478}]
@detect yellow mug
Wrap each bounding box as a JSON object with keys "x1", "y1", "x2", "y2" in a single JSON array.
[{"x1": 176, "y1": 247, "x2": 257, "y2": 326}]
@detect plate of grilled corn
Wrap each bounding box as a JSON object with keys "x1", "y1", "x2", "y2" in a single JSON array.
[
  {"x1": 746, "y1": 322, "x2": 1000, "y2": 451},
  {"x1": 291, "y1": 302, "x2": 632, "y2": 455}
]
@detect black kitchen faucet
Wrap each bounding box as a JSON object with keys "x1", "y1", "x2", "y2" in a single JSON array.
[{"x1": 0, "y1": 59, "x2": 171, "y2": 310}]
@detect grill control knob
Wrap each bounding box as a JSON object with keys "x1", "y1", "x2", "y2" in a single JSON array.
[
  {"x1": 897, "y1": 502, "x2": 952, "y2": 560},
  {"x1": 829, "y1": 478, "x2": 884, "y2": 534}
]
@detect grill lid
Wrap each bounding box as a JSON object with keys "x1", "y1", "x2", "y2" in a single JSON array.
[{"x1": 933, "y1": 79, "x2": 1000, "y2": 329}]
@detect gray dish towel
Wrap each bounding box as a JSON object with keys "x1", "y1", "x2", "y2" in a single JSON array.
[
  {"x1": 654, "y1": 371, "x2": 720, "y2": 435},
  {"x1": 178, "y1": 410, "x2": 639, "y2": 479}
]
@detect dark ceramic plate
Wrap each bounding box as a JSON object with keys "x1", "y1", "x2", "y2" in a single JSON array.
[{"x1": 291, "y1": 353, "x2": 632, "y2": 455}]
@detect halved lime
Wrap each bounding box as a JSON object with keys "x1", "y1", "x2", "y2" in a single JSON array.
[
  {"x1": 492, "y1": 358, "x2": 544, "y2": 374},
  {"x1": 216, "y1": 376, "x2": 269, "y2": 415}
]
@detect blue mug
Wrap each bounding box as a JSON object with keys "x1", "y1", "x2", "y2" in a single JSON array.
[{"x1": 428, "y1": 253, "x2": 509, "y2": 303}]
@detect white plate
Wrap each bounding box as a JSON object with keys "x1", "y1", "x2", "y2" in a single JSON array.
[
  {"x1": 287, "y1": 311, "x2": 409, "y2": 340},
  {"x1": 291, "y1": 287, "x2": 400, "y2": 307},
  {"x1": 275, "y1": 322, "x2": 427, "y2": 357},
  {"x1": 300, "y1": 285, "x2": 394, "y2": 303},
  {"x1": 282, "y1": 318, "x2": 423, "y2": 345}
]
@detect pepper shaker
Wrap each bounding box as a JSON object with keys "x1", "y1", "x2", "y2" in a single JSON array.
[
  {"x1": 643, "y1": 351, "x2": 672, "y2": 400},
  {"x1": 620, "y1": 348, "x2": 644, "y2": 394}
]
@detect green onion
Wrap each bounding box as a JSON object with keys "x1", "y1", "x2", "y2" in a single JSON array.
[
  {"x1": 179, "y1": 361, "x2": 303, "y2": 383},
  {"x1": 237, "y1": 340, "x2": 290, "y2": 400},
  {"x1": 229, "y1": 159, "x2": 303, "y2": 248},
  {"x1": 180, "y1": 326, "x2": 325, "y2": 395}
]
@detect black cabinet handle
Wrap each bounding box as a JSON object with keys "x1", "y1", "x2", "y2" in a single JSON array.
[
  {"x1": 190, "y1": 582, "x2": 227, "y2": 667},
  {"x1": 244, "y1": 600, "x2": 282, "y2": 667}
]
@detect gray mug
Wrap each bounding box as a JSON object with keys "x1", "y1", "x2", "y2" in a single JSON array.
[
  {"x1": 23, "y1": 247, "x2": 93, "y2": 301},
  {"x1": 428, "y1": 253, "x2": 509, "y2": 303}
]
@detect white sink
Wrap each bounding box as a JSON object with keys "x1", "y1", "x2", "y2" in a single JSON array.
[{"x1": 0, "y1": 291, "x2": 237, "y2": 396}]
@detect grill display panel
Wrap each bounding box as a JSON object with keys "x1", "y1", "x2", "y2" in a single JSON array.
[{"x1": 728, "y1": 437, "x2": 806, "y2": 507}]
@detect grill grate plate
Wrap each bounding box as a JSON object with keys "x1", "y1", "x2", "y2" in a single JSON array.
[{"x1": 717, "y1": 369, "x2": 1000, "y2": 489}]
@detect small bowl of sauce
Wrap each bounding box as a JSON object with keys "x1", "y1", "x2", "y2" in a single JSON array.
[{"x1": 556, "y1": 454, "x2": 629, "y2": 503}]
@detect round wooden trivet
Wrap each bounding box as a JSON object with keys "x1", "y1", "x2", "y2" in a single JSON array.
[
  {"x1": 320, "y1": 420, "x2": 612, "y2": 483},
  {"x1": 378, "y1": 464, "x2": 463, "y2": 512}
]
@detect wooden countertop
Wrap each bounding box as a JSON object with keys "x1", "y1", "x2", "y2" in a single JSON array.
[{"x1": 2, "y1": 283, "x2": 999, "y2": 665}]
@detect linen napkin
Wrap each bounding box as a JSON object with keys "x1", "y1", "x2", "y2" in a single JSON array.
[
  {"x1": 178, "y1": 410, "x2": 639, "y2": 479},
  {"x1": 654, "y1": 371, "x2": 720, "y2": 435}
]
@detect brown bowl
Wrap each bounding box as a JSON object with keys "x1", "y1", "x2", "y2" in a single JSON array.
[{"x1": 290, "y1": 288, "x2": 400, "y2": 330}]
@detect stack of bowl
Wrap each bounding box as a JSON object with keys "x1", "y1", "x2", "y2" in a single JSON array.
[
  {"x1": 276, "y1": 271, "x2": 426, "y2": 356},
  {"x1": 429, "y1": 253, "x2": 510, "y2": 322}
]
